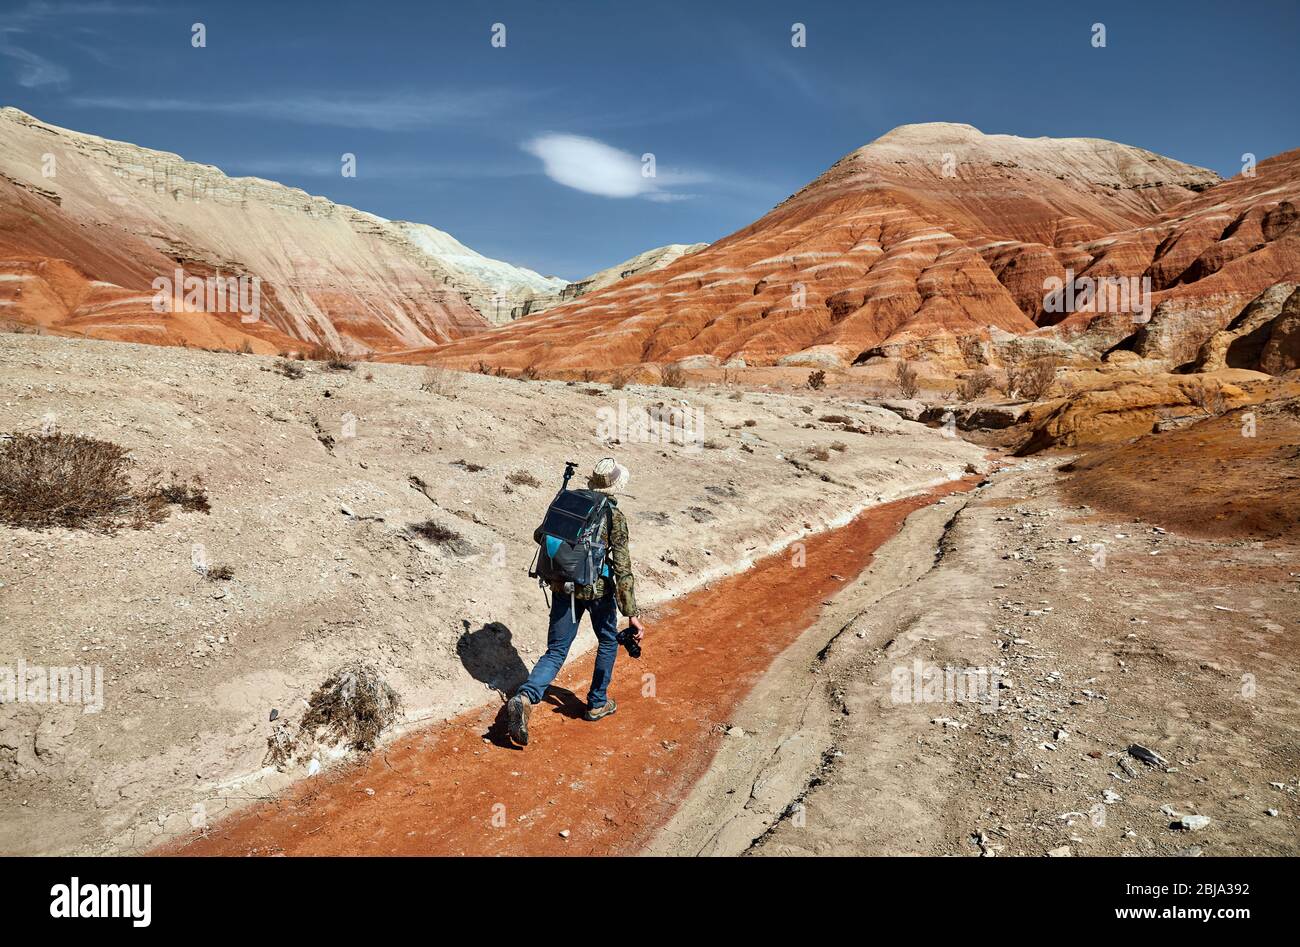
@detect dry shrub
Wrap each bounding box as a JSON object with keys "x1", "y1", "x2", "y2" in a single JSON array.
[
  {"x1": 518, "y1": 364, "x2": 541, "y2": 381},
  {"x1": 204, "y1": 563, "x2": 235, "y2": 582},
  {"x1": 507, "y1": 470, "x2": 541, "y2": 488},
  {"x1": 893, "y1": 360, "x2": 920, "y2": 399},
  {"x1": 158, "y1": 472, "x2": 211, "y2": 513},
  {"x1": 958, "y1": 334, "x2": 987, "y2": 366},
  {"x1": 661, "y1": 363, "x2": 687, "y2": 388},
  {"x1": 311, "y1": 346, "x2": 356, "y2": 371},
  {"x1": 274, "y1": 359, "x2": 304, "y2": 380},
  {"x1": 451, "y1": 458, "x2": 485, "y2": 472},
  {"x1": 421, "y1": 364, "x2": 456, "y2": 396},
  {"x1": 807, "y1": 446, "x2": 831, "y2": 462},
  {"x1": 807, "y1": 369, "x2": 827, "y2": 390},
  {"x1": 1007, "y1": 356, "x2": 1058, "y2": 402},
  {"x1": 298, "y1": 662, "x2": 400, "y2": 752},
  {"x1": 0, "y1": 432, "x2": 168, "y2": 531},
  {"x1": 1186, "y1": 378, "x2": 1226, "y2": 415},
  {"x1": 610, "y1": 373, "x2": 628, "y2": 391},
  {"x1": 956, "y1": 370, "x2": 994, "y2": 402},
  {"x1": 409, "y1": 519, "x2": 462, "y2": 544},
  {"x1": 743, "y1": 418, "x2": 757, "y2": 428},
  {"x1": 830, "y1": 441, "x2": 848, "y2": 452}
]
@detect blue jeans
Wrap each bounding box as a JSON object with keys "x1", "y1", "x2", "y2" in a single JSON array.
[{"x1": 517, "y1": 585, "x2": 620, "y2": 708}]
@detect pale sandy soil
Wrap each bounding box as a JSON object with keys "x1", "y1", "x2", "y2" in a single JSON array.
[
  {"x1": 0, "y1": 333, "x2": 984, "y2": 855},
  {"x1": 653, "y1": 455, "x2": 1300, "y2": 856}
]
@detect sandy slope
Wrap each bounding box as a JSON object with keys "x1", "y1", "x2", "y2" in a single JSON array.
[{"x1": 0, "y1": 333, "x2": 983, "y2": 855}]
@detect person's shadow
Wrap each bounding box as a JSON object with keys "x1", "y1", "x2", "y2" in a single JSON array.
[
  {"x1": 457, "y1": 621, "x2": 528, "y2": 695},
  {"x1": 458, "y1": 621, "x2": 591, "y2": 749}
]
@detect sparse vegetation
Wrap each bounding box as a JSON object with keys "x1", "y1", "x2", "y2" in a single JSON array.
[
  {"x1": 157, "y1": 471, "x2": 211, "y2": 513},
  {"x1": 297, "y1": 661, "x2": 401, "y2": 753},
  {"x1": 830, "y1": 441, "x2": 848, "y2": 452},
  {"x1": 507, "y1": 470, "x2": 541, "y2": 488},
  {"x1": 893, "y1": 360, "x2": 921, "y2": 399},
  {"x1": 451, "y1": 459, "x2": 485, "y2": 472},
  {"x1": 0, "y1": 433, "x2": 207, "y2": 531},
  {"x1": 0, "y1": 432, "x2": 166, "y2": 531},
  {"x1": 610, "y1": 373, "x2": 628, "y2": 390},
  {"x1": 743, "y1": 418, "x2": 757, "y2": 428},
  {"x1": 1186, "y1": 377, "x2": 1227, "y2": 416},
  {"x1": 807, "y1": 446, "x2": 831, "y2": 462},
  {"x1": 660, "y1": 363, "x2": 687, "y2": 388},
  {"x1": 204, "y1": 564, "x2": 235, "y2": 582},
  {"x1": 311, "y1": 346, "x2": 356, "y2": 371},
  {"x1": 957, "y1": 334, "x2": 987, "y2": 367},
  {"x1": 518, "y1": 364, "x2": 541, "y2": 381},
  {"x1": 421, "y1": 364, "x2": 456, "y2": 396},
  {"x1": 409, "y1": 519, "x2": 463, "y2": 545},
  {"x1": 807, "y1": 369, "x2": 827, "y2": 390},
  {"x1": 273, "y1": 359, "x2": 304, "y2": 379},
  {"x1": 1006, "y1": 355, "x2": 1058, "y2": 401},
  {"x1": 956, "y1": 370, "x2": 994, "y2": 402}
]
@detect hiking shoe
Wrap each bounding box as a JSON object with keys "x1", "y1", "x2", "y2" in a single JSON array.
[
  {"x1": 584, "y1": 698, "x2": 617, "y2": 722},
  {"x1": 507, "y1": 694, "x2": 532, "y2": 745}
]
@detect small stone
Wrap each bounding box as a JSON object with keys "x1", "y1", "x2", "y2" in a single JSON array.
[
  {"x1": 1176, "y1": 814, "x2": 1211, "y2": 832},
  {"x1": 1047, "y1": 846, "x2": 1072, "y2": 857},
  {"x1": 558, "y1": 829, "x2": 570, "y2": 839}
]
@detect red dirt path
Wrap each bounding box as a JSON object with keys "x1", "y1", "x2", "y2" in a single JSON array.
[{"x1": 166, "y1": 479, "x2": 973, "y2": 856}]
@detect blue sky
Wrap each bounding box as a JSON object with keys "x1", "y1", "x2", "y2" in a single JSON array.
[{"x1": 2, "y1": 0, "x2": 1297, "y2": 279}]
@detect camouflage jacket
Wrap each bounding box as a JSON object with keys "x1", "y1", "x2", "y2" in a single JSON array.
[{"x1": 558, "y1": 503, "x2": 638, "y2": 616}]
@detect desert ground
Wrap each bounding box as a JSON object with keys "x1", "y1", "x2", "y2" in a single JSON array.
[
  {"x1": 0, "y1": 331, "x2": 983, "y2": 855},
  {"x1": 2, "y1": 332, "x2": 1295, "y2": 856}
]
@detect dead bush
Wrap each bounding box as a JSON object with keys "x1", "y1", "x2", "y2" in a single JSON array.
[
  {"x1": 610, "y1": 374, "x2": 628, "y2": 390},
  {"x1": 893, "y1": 360, "x2": 920, "y2": 399},
  {"x1": 421, "y1": 364, "x2": 457, "y2": 396},
  {"x1": 807, "y1": 446, "x2": 831, "y2": 462},
  {"x1": 661, "y1": 363, "x2": 687, "y2": 388},
  {"x1": 1007, "y1": 356, "x2": 1058, "y2": 402},
  {"x1": 311, "y1": 346, "x2": 356, "y2": 371},
  {"x1": 0, "y1": 432, "x2": 170, "y2": 532},
  {"x1": 298, "y1": 661, "x2": 400, "y2": 752},
  {"x1": 204, "y1": 563, "x2": 235, "y2": 582},
  {"x1": 830, "y1": 441, "x2": 848, "y2": 452},
  {"x1": 807, "y1": 369, "x2": 827, "y2": 390},
  {"x1": 409, "y1": 519, "x2": 462, "y2": 544},
  {"x1": 1186, "y1": 378, "x2": 1227, "y2": 416},
  {"x1": 451, "y1": 459, "x2": 485, "y2": 472},
  {"x1": 518, "y1": 364, "x2": 541, "y2": 381},
  {"x1": 956, "y1": 371, "x2": 994, "y2": 402},
  {"x1": 157, "y1": 472, "x2": 211, "y2": 513},
  {"x1": 742, "y1": 418, "x2": 757, "y2": 428},
  {"x1": 274, "y1": 358, "x2": 305, "y2": 380},
  {"x1": 958, "y1": 334, "x2": 988, "y2": 366},
  {"x1": 507, "y1": 470, "x2": 541, "y2": 488}
]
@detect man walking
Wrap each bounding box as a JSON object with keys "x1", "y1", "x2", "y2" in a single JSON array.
[{"x1": 507, "y1": 457, "x2": 644, "y2": 746}]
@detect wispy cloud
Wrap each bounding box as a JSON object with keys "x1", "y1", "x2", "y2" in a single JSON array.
[
  {"x1": 522, "y1": 133, "x2": 709, "y2": 201},
  {"x1": 70, "y1": 90, "x2": 535, "y2": 131},
  {"x1": 0, "y1": 1, "x2": 156, "y2": 87},
  {"x1": 0, "y1": 43, "x2": 69, "y2": 88}
]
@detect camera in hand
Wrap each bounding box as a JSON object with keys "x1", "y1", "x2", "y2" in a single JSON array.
[{"x1": 617, "y1": 627, "x2": 641, "y2": 659}]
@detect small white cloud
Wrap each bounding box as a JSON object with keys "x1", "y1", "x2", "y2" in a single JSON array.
[{"x1": 523, "y1": 133, "x2": 706, "y2": 201}]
